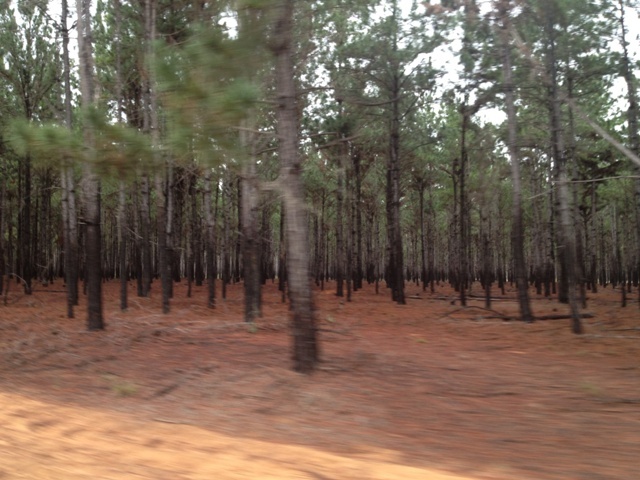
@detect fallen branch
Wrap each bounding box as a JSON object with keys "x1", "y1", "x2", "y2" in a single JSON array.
[
  {"x1": 440, "y1": 306, "x2": 511, "y2": 321},
  {"x1": 534, "y1": 313, "x2": 594, "y2": 321}
]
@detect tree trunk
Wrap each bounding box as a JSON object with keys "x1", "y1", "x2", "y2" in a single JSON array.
[
  {"x1": 271, "y1": 0, "x2": 318, "y2": 373},
  {"x1": 222, "y1": 176, "x2": 230, "y2": 299},
  {"x1": 241, "y1": 160, "x2": 261, "y2": 322},
  {"x1": 278, "y1": 201, "x2": 286, "y2": 303},
  {"x1": 544, "y1": 5, "x2": 582, "y2": 333},
  {"x1": 0, "y1": 149, "x2": 5, "y2": 295},
  {"x1": 155, "y1": 170, "x2": 170, "y2": 313},
  {"x1": 335, "y1": 162, "x2": 344, "y2": 297},
  {"x1": 118, "y1": 182, "x2": 128, "y2": 310},
  {"x1": 138, "y1": 172, "x2": 152, "y2": 296},
  {"x1": 114, "y1": 0, "x2": 127, "y2": 310},
  {"x1": 187, "y1": 168, "x2": 198, "y2": 297},
  {"x1": 204, "y1": 169, "x2": 217, "y2": 308},
  {"x1": 458, "y1": 107, "x2": 469, "y2": 307},
  {"x1": 353, "y1": 148, "x2": 363, "y2": 290},
  {"x1": 387, "y1": 73, "x2": 405, "y2": 305},
  {"x1": 145, "y1": 0, "x2": 170, "y2": 313},
  {"x1": 77, "y1": 0, "x2": 104, "y2": 330},
  {"x1": 498, "y1": 0, "x2": 533, "y2": 322},
  {"x1": 618, "y1": 0, "x2": 640, "y2": 307},
  {"x1": 419, "y1": 179, "x2": 427, "y2": 292}
]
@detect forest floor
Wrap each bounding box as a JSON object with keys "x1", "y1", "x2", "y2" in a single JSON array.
[{"x1": 0, "y1": 279, "x2": 639, "y2": 479}]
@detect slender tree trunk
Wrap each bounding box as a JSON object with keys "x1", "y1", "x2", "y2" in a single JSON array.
[
  {"x1": 482, "y1": 211, "x2": 492, "y2": 309},
  {"x1": 498, "y1": 0, "x2": 533, "y2": 322},
  {"x1": 278, "y1": 201, "x2": 286, "y2": 303},
  {"x1": 145, "y1": 0, "x2": 170, "y2": 313},
  {"x1": 458, "y1": 108, "x2": 469, "y2": 306},
  {"x1": 319, "y1": 190, "x2": 326, "y2": 290},
  {"x1": 204, "y1": 169, "x2": 217, "y2": 308},
  {"x1": 165, "y1": 164, "x2": 175, "y2": 298},
  {"x1": 335, "y1": 162, "x2": 344, "y2": 297},
  {"x1": 272, "y1": 0, "x2": 318, "y2": 372},
  {"x1": 222, "y1": 176, "x2": 230, "y2": 299},
  {"x1": 353, "y1": 149, "x2": 363, "y2": 290},
  {"x1": 155, "y1": 171, "x2": 170, "y2": 313},
  {"x1": 241, "y1": 159, "x2": 261, "y2": 322},
  {"x1": 566, "y1": 75, "x2": 587, "y2": 308},
  {"x1": 387, "y1": 75, "x2": 405, "y2": 304},
  {"x1": 345, "y1": 159, "x2": 353, "y2": 302},
  {"x1": 138, "y1": 173, "x2": 152, "y2": 296},
  {"x1": 77, "y1": 0, "x2": 104, "y2": 330},
  {"x1": 186, "y1": 171, "x2": 195, "y2": 298},
  {"x1": 118, "y1": 182, "x2": 128, "y2": 310},
  {"x1": 61, "y1": 7, "x2": 79, "y2": 303},
  {"x1": 427, "y1": 179, "x2": 436, "y2": 293},
  {"x1": 618, "y1": 0, "x2": 640, "y2": 307},
  {"x1": 419, "y1": 180, "x2": 427, "y2": 291},
  {"x1": 0, "y1": 151, "x2": 5, "y2": 295},
  {"x1": 113, "y1": 0, "x2": 127, "y2": 311},
  {"x1": 384, "y1": 1, "x2": 405, "y2": 305},
  {"x1": 17, "y1": 152, "x2": 32, "y2": 295},
  {"x1": 544, "y1": 5, "x2": 581, "y2": 333}
]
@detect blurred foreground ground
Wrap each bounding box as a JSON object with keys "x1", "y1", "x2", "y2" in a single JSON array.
[{"x1": 1, "y1": 280, "x2": 639, "y2": 479}]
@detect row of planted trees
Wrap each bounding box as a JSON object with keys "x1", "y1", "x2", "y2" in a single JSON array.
[
  {"x1": 2, "y1": 140, "x2": 638, "y2": 294},
  {"x1": 1, "y1": 0, "x2": 640, "y2": 372}
]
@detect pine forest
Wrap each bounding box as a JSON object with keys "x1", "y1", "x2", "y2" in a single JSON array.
[
  {"x1": 3, "y1": 1, "x2": 640, "y2": 478},
  {"x1": 1, "y1": 0, "x2": 640, "y2": 370}
]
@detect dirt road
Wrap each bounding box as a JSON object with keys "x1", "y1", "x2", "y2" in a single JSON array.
[{"x1": 0, "y1": 391, "x2": 473, "y2": 480}]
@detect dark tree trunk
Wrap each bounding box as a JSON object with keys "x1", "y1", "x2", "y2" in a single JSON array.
[
  {"x1": 155, "y1": 171, "x2": 170, "y2": 313},
  {"x1": 118, "y1": 182, "x2": 128, "y2": 310},
  {"x1": 113, "y1": 0, "x2": 127, "y2": 310},
  {"x1": 458, "y1": 108, "x2": 469, "y2": 307},
  {"x1": 335, "y1": 161, "x2": 344, "y2": 298},
  {"x1": 278, "y1": 201, "x2": 286, "y2": 303},
  {"x1": 222, "y1": 176, "x2": 230, "y2": 298},
  {"x1": 427, "y1": 180, "x2": 436, "y2": 293},
  {"x1": 345, "y1": 160, "x2": 353, "y2": 302},
  {"x1": 139, "y1": 173, "x2": 152, "y2": 297},
  {"x1": 241, "y1": 161, "x2": 261, "y2": 322},
  {"x1": 187, "y1": 168, "x2": 198, "y2": 297},
  {"x1": 387, "y1": 73, "x2": 405, "y2": 305},
  {"x1": 418, "y1": 179, "x2": 427, "y2": 291},
  {"x1": 618, "y1": 0, "x2": 640, "y2": 307},
  {"x1": 353, "y1": 148, "x2": 363, "y2": 290},
  {"x1": 272, "y1": 0, "x2": 318, "y2": 372},
  {"x1": 544, "y1": 4, "x2": 582, "y2": 333},
  {"x1": 0, "y1": 151, "x2": 5, "y2": 295},
  {"x1": 77, "y1": 0, "x2": 104, "y2": 331},
  {"x1": 60, "y1": 0, "x2": 78, "y2": 312},
  {"x1": 204, "y1": 169, "x2": 217, "y2": 308},
  {"x1": 498, "y1": 0, "x2": 533, "y2": 322},
  {"x1": 17, "y1": 153, "x2": 32, "y2": 295}
]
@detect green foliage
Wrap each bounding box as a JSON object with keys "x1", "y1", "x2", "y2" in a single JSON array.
[
  {"x1": 156, "y1": 22, "x2": 263, "y2": 167},
  {"x1": 6, "y1": 106, "x2": 156, "y2": 179},
  {"x1": 0, "y1": 3, "x2": 59, "y2": 121},
  {"x1": 86, "y1": 108, "x2": 157, "y2": 178},
  {"x1": 6, "y1": 120, "x2": 83, "y2": 167}
]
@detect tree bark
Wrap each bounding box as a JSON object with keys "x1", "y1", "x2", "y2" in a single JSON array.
[
  {"x1": 204, "y1": 168, "x2": 217, "y2": 308},
  {"x1": 241, "y1": 160, "x2": 261, "y2": 322},
  {"x1": 497, "y1": 0, "x2": 533, "y2": 322},
  {"x1": 543, "y1": 3, "x2": 582, "y2": 333},
  {"x1": 618, "y1": 0, "x2": 640, "y2": 307},
  {"x1": 271, "y1": 0, "x2": 318, "y2": 373},
  {"x1": 77, "y1": 0, "x2": 104, "y2": 330}
]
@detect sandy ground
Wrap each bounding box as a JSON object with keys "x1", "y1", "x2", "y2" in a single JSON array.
[{"x1": 1, "y1": 280, "x2": 639, "y2": 479}]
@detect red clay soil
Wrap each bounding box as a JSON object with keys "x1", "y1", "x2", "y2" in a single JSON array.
[{"x1": 0, "y1": 279, "x2": 639, "y2": 479}]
